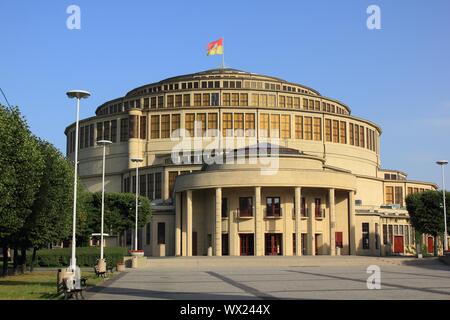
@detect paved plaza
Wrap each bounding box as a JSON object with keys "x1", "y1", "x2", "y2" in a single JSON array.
[{"x1": 88, "y1": 256, "x2": 450, "y2": 300}]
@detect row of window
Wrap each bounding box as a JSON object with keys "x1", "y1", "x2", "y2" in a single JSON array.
[
  {"x1": 123, "y1": 172, "x2": 162, "y2": 201},
  {"x1": 68, "y1": 113, "x2": 379, "y2": 155},
  {"x1": 127, "y1": 78, "x2": 316, "y2": 99},
  {"x1": 384, "y1": 186, "x2": 430, "y2": 206}
]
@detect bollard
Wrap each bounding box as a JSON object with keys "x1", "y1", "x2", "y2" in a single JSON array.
[{"x1": 131, "y1": 256, "x2": 138, "y2": 269}]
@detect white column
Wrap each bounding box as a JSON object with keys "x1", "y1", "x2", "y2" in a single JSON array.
[
  {"x1": 186, "y1": 190, "x2": 193, "y2": 256},
  {"x1": 349, "y1": 190, "x2": 356, "y2": 255},
  {"x1": 254, "y1": 187, "x2": 263, "y2": 256},
  {"x1": 329, "y1": 188, "x2": 336, "y2": 256},
  {"x1": 215, "y1": 188, "x2": 222, "y2": 256},
  {"x1": 175, "y1": 192, "x2": 181, "y2": 256},
  {"x1": 295, "y1": 187, "x2": 302, "y2": 256}
]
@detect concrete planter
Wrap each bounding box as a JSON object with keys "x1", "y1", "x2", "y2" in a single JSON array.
[
  {"x1": 129, "y1": 250, "x2": 145, "y2": 257},
  {"x1": 116, "y1": 263, "x2": 125, "y2": 272}
]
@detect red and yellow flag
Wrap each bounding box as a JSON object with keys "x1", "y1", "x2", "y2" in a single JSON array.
[{"x1": 207, "y1": 38, "x2": 224, "y2": 56}]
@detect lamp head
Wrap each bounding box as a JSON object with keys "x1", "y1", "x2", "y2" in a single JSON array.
[
  {"x1": 436, "y1": 160, "x2": 449, "y2": 166},
  {"x1": 66, "y1": 90, "x2": 91, "y2": 99},
  {"x1": 97, "y1": 140, "x2": 113, "y2": 146}
]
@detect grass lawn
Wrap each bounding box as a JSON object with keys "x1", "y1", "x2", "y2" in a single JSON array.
[{"x1": 0, "y1": 269, "x2": 112, "y2": 300}]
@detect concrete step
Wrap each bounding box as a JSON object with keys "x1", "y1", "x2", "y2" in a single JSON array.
[{"x1": 142, "y1": 255, "x2": 426, "y2": 270}]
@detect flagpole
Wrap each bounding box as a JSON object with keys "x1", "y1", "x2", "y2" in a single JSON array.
[{"x1": 222, "y1": 37, "x2": 225, "y2": 69}]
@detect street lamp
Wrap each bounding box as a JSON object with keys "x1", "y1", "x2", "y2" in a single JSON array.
[
  {"x1": 66, "y1": 90, "x2": 90, "y2": 288},
  {"x1": 436, "y1": 160, "x2": 448, "y2": 253},
  {"x1": 130, "y1": 157, "x2": 144, "y2": 251},
  {"x1": 97, "y1": 140, "x2": 112, "y2": 267}
]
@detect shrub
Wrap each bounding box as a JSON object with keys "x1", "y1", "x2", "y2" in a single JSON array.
[{"x1": 35, "y1": 247, "x2": 128, "y2": 269}]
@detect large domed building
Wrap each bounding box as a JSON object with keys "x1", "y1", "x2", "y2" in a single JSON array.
[{"x1": 65, "y1": 68, "x2": 437, "y2": 257}]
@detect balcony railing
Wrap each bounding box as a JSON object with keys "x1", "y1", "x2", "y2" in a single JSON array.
[
  {"x1": 292, "y1": 208, "x2": 309, "y2": 219},
  {"x1": 315, "y1": 208, "x2": 326, "y2": 219},
  {"x1": 237, "y1": 207, "x2": 253, "y2": 219},
  {"x1": 265, "y1": 207, "x2": 282, "y2": 218}
]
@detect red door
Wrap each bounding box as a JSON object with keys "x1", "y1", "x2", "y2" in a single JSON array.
[
  {"x1": 239, "y1": 234, "x2": 254, "y2": 256},
  {"x1": 427, "y1": 237, "x2": 434, "y2": 254},
  {"x1": 393, "y1": 236, "x2": 404, "y2": 254},
  {"x1": 265, "y1": 234, "x2": 282, "y2": 255}
]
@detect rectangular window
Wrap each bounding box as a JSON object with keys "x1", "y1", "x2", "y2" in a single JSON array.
[
  {"x1": 89, "y1": 124, "x2": 95, "y2": 147},
  {"x1": 147, "y1": 173, "x2": 154, "y2": 200},
  {"x1": 84, "y1": 126, "x2": 89, "y2": 148},
  {"x1": 325, "y1": 119, "x2": 332, "y2": 142},
  {"x1": 151, "y1": 97, "x2": 157, "y2": 109},
  {"x1": 313, "y1": 117, "x2": 321, "y2": 141},
  {"x1": 279, "y1": 95, "x2": 286, "y2": 108},
  {"x1": 268, "y1": 95, "x2": 276, "y2": 107},
  {"x1": 245, "y1": 113, "x2": 255, "y2": 137},
  {"x1": 302, "y1": 98, "x2": 308, "y2": 109},
  {"x1": 223, "y1": 93, "x2": 230, "y2": 106},
  {"x1": 314, "y1": 198, "x2": 322, "y2": 218},
  {"x1": 231, "y1": 93, "x2": 239, "y2": 106},
  {"x1": 222, "y1": 113, "x2": 233, "y2": 137},
  {"x1": 304, "y1": 117, "x2": 312, "y2": 140},
  {"x1": 80, "y1": 126, "x2": 85, "y2": 149},
  {"x1": 140, "y1": 174, "x2": 147, "y2": 197},
  {"x1": 168, "y1": 171, "x2": 178, "y2": 198},
  {"x1": 171, "y1": 114, "x2": 180, "y2": 137},
  {"x1": 97, "y1": 122, "x2": 103, "y2": 142},
  {"x1": 301, "y1": 197, "x2": 307, "y2": 217},
  {"x1": 194, "y1": 94, "x2": 202, "y2": 107},
  {"x1": 234, "y1": 113, "x2": 244, "y2": 137},
  {"x1": 222, "y1": 198, "x2": 228, "y2": 218},
  {"x1": 295, "y1": 116, "x2": 303, "y2": 139},
  {"x1": 167, "y1": 95, "x2": 174, "y2": 108},
  {"x1": 110, "y1": 120, "x2": 117, "y2": 143},
  {"x1": 349, "y1": 123, "x2": 354, "y2": 145},
  {"x1": 286, "y1": 96, "x2": 293, "y2": 109},
  {"x1": 196, "y1": 113, "x2": 206, "y2": 137},
  {"x1": 202, "y1": 93, "x2": 210, "y2": 106},
  {"x1": 102, "y1": 121, "x2": 110, "y2": 142},
  {"x1": 266, "y1": 197, "x2": 281, "y2": 217},
  {"x1": 281, "y1": 115, "x2": 291, "y2": 139},
  {"x1": 183, "y1": 94, "x2": 190, "y2": 107},
  {"x1": 158, "y1": 96, "x2": 164, "y2": 108},
  {"x1": 157, "y1": 222, "x2": 165, "y2": 245},
  {"x1": 335, "y1": 232, "x2": 343, "y2": 248},
  {"x1": 339, "y1": 121, "x2": 347, "y2": 144},
  {"x1": 251, "y1": 94, "x2": 259, "y2": 107},
  {"x1": 260, "y1": 94, "x2": 268, "y2": 107},
  {"x1": 150, "y1": 115, "x2": 160, "y2": 139},
  {"x1": 332, "y1": 120, "x2": 339, "y2": 143},
  {"x1": 260, "y1": 113, "x2": 269, "y2": 138},
  {"x1": 294, "y1": 97, "x2": 300, "y2": 109},
  {"x1": 239, "y1": 93, "x2": 248, "y2": 106},
  {"x1": 239, "y1": 197, "x2": 253, "y2": 217},
  {"x1": 211, "y1": 93, "x2": 219, "y2": 106},
  {"x1": 140, "y1": 116, "x2": 147, "y2": 139},
  {"x1": 120, "y1": 118, "x2": 129, "y2": 141},
  {"x1": 362, "y1": 223, "x2": 370, "y2": 249},
  {"x1": 385, "y1": 186, "x2": 394, "y2": 204},
  {"x1": 354, "y1": 124, "x2": 360, "y2": 147},
  {"x1": 270, "y1": 114, "x2": 280, "y2": 138},
  {"x1": 185, "y1": 113, "x2": 195, "y2": 137},
  {"x1": 207, "y1": 113, "x2": 218, "y2": 136},
  {"x1": 359, "y1": 126, "x2": 365, "y2": 148},
  {"x1": 161, "y1": 114, "x2": 170, "y2": 138},
  {"x1": 174, "y1": 94, "x2": 182, "y2": 108},
  {"x1": 395, "y1": 186, "x2": 403, "y2": 206},
  {"x1": 383, "y1": 224, "x2": 388, "y2": 244},
  {"x1": 154, "y1": 172, "x2": 162, "y2": 199}
]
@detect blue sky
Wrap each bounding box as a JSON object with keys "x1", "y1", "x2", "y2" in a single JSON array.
[{"x1": 1, "y1": 0, "x2": 449, "y2": 186}]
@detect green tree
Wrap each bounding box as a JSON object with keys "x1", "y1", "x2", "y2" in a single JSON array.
[
  {"x1": 0, "y1": 105, "x2": 44, "y2": 276},
  {"x1": 406, "y1": 190, "x2": 450, "y2": 256},
  {"x1": 21, "y1": 140, "x2": 74, "y2": 271}
]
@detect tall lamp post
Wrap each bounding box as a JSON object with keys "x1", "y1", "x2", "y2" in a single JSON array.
[
  {"x1": 437, "y1": 160, "x2": 448, "y2": 252},
  {"x1": 66, "y1": 90, "x2": 90, "y2": 288},
  {"x1": 130, "y1": 158, "x2": 144, "y2": 251},
  {"x1": 97, "y1": 140, "x2": 112, "y2": 269}
]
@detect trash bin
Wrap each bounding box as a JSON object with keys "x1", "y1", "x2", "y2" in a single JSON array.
[
  {"x1": 207, "y1": 246, "x2": 213, "y2": 256},
  {"x1": 158, "y1": 244, "x2": 166, "y2": 257},
  {"x1": 336, "y1": 247, "x2": 341, "y2": 256}
]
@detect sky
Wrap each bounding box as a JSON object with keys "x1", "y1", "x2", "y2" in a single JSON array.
[{"x1": 0, "y1": 0, "x2": 449, "y2": 186}]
